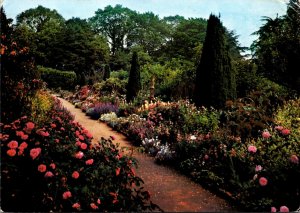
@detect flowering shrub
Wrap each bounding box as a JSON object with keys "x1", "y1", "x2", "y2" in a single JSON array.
[
  {"x1": 174, "y1": 124, "x2": 300, "y2": 211},
  {"x1": 1, "y1": 98, "x2": 160, "y2": 212},
  {"x1": 87, "y1": 102, "x2": 119, "y2": 120}
]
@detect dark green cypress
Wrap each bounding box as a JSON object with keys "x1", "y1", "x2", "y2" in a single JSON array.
[
  {"x1": 194, "y1": 14, "x2": 236, "y2": 108},
  {"x1": 126, "y1": 51, "x2": 141, "y2": 102},
  {"x1": 103, "y1": 64, "x2": 111, "y2": 81}
]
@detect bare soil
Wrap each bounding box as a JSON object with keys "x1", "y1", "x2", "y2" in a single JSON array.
[{"x1": 58, "y1": 97, "x2": 234, "y2": 212}]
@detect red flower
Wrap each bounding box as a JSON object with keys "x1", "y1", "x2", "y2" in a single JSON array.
[
  {"x1": 38, "y1": 164, "x2": 47, "y2": 173},
  {"x1": 50, "y1": 163, "x2": 56, "y2": 169},
  {"x1": 248, "y1": 145, "x2": 257, "y2": 153},
  {"x1": 279, "y1": 206, "x2": 289, "y2": 212},
  {"x1": 26, "y1": 122, "x2": 35, "y2": 130},
  {"x1": 7, "y1": 149, "x2": 16, "y2": 157},
  {"x1": 116, "y1": 167, "x2": 121, "y2": 176},
  {"x1": 275, "y1": 126, "x2": 283, "y2": 131},
  {"x1": 72, "y1": 203, "x2": 81, "y2": 209},
  {"x1": 42, "y1": 131, "x2": 50, "y2": 137},
  {"x1": 97, "y1": 199, "x2": 101, "y2": 204},
  {"x1": 7, "y1": 140, "x2": 18, "y2": 149},
  {"x1": 44, "y1": 171, "x2": 54, "y2": 178},
  {"x1": 75, "y1": 151, "x2": 84, "y2": 159},
  {"x1": 72, "y1": 171, "x2": 80, "y2": 179},
  {"x1": 85, "y1": 159, "x2": 94, "y2": 165},
  {"x1": 75, "y1": 141, "x2": 82, "y2": 147},
  {"x1": 30, "y1": 148, "x2": 41, "y2": 160},
  {"x1": 262, "y1": 131, "x2": 271, "y2": 139},
  {"x1": 19, "y1": 142, "x2": 28, "y2": 150},
  {"x1": 86, "y1": 132, "x2": 93, "y2": 139},
  {"x1": 80, "y1": 143, "x2": 87, "y2": 150},
  {"x1": 50, "y1": 123, "x2": 56, "y2": 128},
  {"x1": 78, "y1": 135, "x2": 84, "y2": 141},
  {"x1": 259, "y1": 177, "x2": 268, "y2": 186},
  {"x1": 54, "y1": 139, "x2": 60, "y2": 143},
  {"x1": 110, "y1": 135, "x2": 116, "y2": 140},
  {"x1": 16, "y1": 131, "x2": 24, "y2": 137},
  {"x1": 281, "y1": 128, "x2": 290, "y2": 135},
  {"x1": 90, "y1": 203, "x2": 98, "y2": 209},
  {"x1": 290, "y1": 154, "x2": 299, "y2": 164},
  {"x1": 62, "y1": 191, "x2": 72, "y2": 199},
  {"x1": 21, "y1": 134, "x2": 28, "y2": 140}
]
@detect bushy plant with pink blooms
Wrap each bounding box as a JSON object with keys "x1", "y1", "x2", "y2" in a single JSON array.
[{"x1": 1, "y1": 98, "x2": 160, "y2": 212}]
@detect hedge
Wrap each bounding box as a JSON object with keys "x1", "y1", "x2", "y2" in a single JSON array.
[{"x1": 39, "y1": 66, "x2": 76, "y2": 90}]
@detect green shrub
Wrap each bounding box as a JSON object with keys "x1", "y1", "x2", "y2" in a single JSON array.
[{"x1": 39, "y1": 66, "x2": 76, "y2": 90}]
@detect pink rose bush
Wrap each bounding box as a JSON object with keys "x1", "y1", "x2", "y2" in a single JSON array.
[{"x1": 1, "y1": 98, "x2": 159, "y2": 212}]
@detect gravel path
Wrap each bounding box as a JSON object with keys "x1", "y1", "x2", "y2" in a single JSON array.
[{"x1": 58, "y1": 97, "x2": 234, "y2": 212}]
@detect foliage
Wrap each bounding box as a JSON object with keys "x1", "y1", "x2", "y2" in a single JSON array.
[
  {"x1": 1, "y1": 7, "x2": 41, "y2": 122},
  {"x1": 195, "y1": 14, "x2": 236, "y2": 108},
  {"x1": 89, "y1": 4, "x2": 134, "y2": 55},
  {"x1": 251, "y1": 0, "x2": 300, "y2": 93},
  {"x1": 98, "y1": 77, "x2": 127, "y2": 96},
  {"x1": 39, "y1": 66, "x2": 76, "y2": 90}
]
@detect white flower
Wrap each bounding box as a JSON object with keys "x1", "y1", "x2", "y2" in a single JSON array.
[{"x1": 190, "y1": 135, "x2": 197, "y2": 140}]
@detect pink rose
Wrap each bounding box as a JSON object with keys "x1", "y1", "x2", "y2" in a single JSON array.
[
  {"x1": 271, "y1": 207, "x2": 277, "y2": 212},
  {"x1": 30, "y1": 148, "x2": 41, "y2": 160},
  {"x1": 21, "y1": 134, "x2": 28, "y2": 140},
  {"x1": 72, "y1": 171, "x2": 80, "y2": 179},
  {"x1": 275, "y1": 126, "x2": 283, "y2": 131},
  {"x1": 255, "y1": 165, "x2": 263, "y2": 172},
  {"x1": 279, "y1": 206, "x2": 289, "y2": 212},
  {"x1": 62, "y1": 191, "x2": 72, "y2": 199},
  {"x1": 116, "y1": 167, "x2": 121, "y2": 176},
  {"x1": 7, "y1": 149, "x2": 16, "y2": 157},
  {"x1": 248, "y1": 145, "x2": 257, "y2": 153},
  {"x1": 19, "y1": 142, "x2": 28, "y2": 150},
  {"x1": 26, "y1": 122, "x2": 35, "y2": 130},
  {"x1": 72, "y1": 203, "x2": 80, "y2": 209},
  {"x1": 80, "y1": 143, "x2": 87, "y2": 150},
  {"x1": 90, "y1": 203, "x2": 98, "y2": 209},
  {"x1": 290, "y1": 154, "x2": 299, "y2": 164},
  {"x1": 7, "y1": 140, "x2": 18, "y2": 149},
  {"x1": 281, "y1": 129, "x2": 290, "y2": 136},
  {"x1": 44, "y1": 171, "x2": 54, "y2": 178},
  {"x1": 75, "y1": 151, "x2": 84, "y2": 159},
  {"x1": 85, "y1": 159, "x2": 94, "y2": 165},
  {"x1": 262, "y1": 131, "x2": 271, "y2": 139},
  {"x1": 38, "y1": 164, "x2": 47, "y2": 173},
  {"x1": 259, "y1": 177, "x2": 268, "y2": 186},
  {"x1": 50, "y1": 163, "x2": 56, "y2": 169}
]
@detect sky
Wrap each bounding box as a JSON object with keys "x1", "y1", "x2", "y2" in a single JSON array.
[{"x1": 2, "y1": 0, "x2": 288, "y2": 49}]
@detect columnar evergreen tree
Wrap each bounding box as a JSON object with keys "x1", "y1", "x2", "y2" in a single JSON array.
[
  {"x1": 126, "y1": 51, "x2": 141, "y2": 102},
  {"x1": 194, "y1": 14, "x2": 236, "y2": 108},
  {"x1": 103, "y1": 64, "x2": 111, "y2": 80}
]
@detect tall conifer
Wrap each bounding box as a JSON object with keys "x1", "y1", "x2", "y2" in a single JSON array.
[
  {"x1": 126, "y1": 51, "x2": 141, "y2": 102},
  {"x1": 195, "y1": 14, "x2": 236, "y2": 108}
]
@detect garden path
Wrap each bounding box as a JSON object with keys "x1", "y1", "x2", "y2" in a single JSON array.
[{"x1": 58, "y1": 97, "x2": 234, "y2": 212}]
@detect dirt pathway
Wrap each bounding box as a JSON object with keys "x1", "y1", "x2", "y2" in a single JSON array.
[{"x1": 58, "y1": 97, "x2": 234, "y2": 212}]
